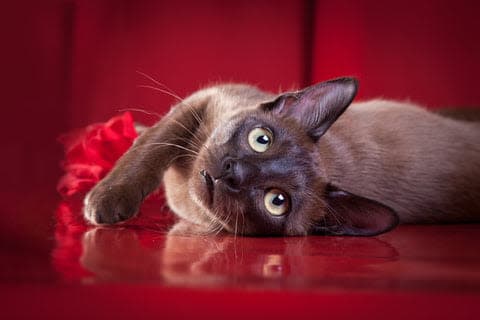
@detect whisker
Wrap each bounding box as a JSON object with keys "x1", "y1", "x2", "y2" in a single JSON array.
[
  {"x1": 136, "y1": 83, "x2": 206, "y2": 140},
  {"x1": 167, "y1": 154, "x2": 198, "y2": 167},
  {"x1": 325, "y1": 202, "x2": 342, "y2": 226},
  {"x1": 136, "y1": 71, "x2": 182, "y2": 99},
  {"x1": 186, "y1": 104, "x2": 203, "y2": 126},
  {"x1": 234, "y1": 211, "x2": 239, "y2": 238},
  {"x1": 135, "y1": 72, "x2": 206, "y2": 131},
  {"x1": 135, "y1": 72, "x2": 205, "y2": 132},
  {"x1": 207, "y1": 213, "x2": 223, "y2": 234},
  {"x1": 213, "y1": 207, "x2": 229, "y2": 235},
  {"x1": 137, "y1": 85, "x2": 185, "y2": 103},
  {"x1": 203, "y1": 206, "x2": 224, "y2": 234},
  {"x1": 170, "y1": 136, "x2": 201, "y2": 152},
  {"x1": 129, "y1": 142, "x2": 199, "y2": 155},
  {"x1": 171, "y1": 119, "x2": 203, "y2": 146},
  {"x1": 117, "y1": 107, "x2": 162, "y2": 119}
]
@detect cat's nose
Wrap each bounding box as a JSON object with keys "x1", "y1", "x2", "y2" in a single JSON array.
[{"x1": 219, "y1": 158, "x2": 256, "y2": 191}]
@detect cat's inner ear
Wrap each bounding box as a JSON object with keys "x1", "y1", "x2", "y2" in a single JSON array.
[
  {"x1": 261, "y1": 77, "x2": 358, "y2": 141},
  {"x1": 313, "y1": 186, "x2": 399, "y2": 236}
]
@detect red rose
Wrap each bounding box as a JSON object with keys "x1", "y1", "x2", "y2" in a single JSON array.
[{"x1": 57, "y1": 112, "x2": 138, "y2": 197}]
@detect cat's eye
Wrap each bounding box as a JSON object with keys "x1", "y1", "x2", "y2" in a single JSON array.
[
  {"x1": 264, "y1": 189, "x2": 290, "y2": 216},
  {"x1": 248, "y1": 127, "x2": 273, "y2": 153}
]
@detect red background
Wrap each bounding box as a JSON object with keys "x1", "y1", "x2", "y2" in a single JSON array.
[{"x1": 1, "y1": 0, "x2": 479, "y2": 318}]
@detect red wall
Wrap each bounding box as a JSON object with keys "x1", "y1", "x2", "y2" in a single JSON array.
[
  {"x1": 0, "y1": 0, "x2": 74, "y2": 269},
  {"x1": 313, "y1": 0, "x2": 480, "y2": 107},
  {"x1": 67, "y1": 0, "x2": 480, "y2": 129},
  {"x1": 69, "y1": 0, "x2": 309, "y2": 127}
]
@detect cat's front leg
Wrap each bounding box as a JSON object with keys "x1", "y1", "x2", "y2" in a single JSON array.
[
  {"x1": 83, "y1": 143, "x2": 162, "y2": 225},
  {"x1": 83, "y1": 103, "x2": 206, "y2": 225}
]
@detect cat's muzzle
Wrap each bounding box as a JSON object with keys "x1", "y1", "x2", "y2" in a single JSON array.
[{"x1": 200, "y1": 170, "x2": 215, "y2": 204}]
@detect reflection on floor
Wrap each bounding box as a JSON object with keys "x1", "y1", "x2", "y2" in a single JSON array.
[{"x1": 53, "y1": 197, "x2": 480, "y2": 293}]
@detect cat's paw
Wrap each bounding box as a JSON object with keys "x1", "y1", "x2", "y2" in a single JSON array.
[{"x1": 83, "y1": 183, "x2": 142, "y2": 225}]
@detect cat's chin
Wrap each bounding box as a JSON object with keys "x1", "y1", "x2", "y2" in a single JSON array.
[
  {"x1": 168, "y1": 220, "x2": 227, "y2": 236},
  {"x1": 189, "y1": 173, "x2": 242, "y2": 234}
]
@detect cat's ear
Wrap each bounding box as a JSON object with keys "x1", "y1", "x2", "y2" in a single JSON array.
[
  {"x1": 313, "y1": 187, "x2": 399, "y2": 236},
  {"x1": 261, "y1": 77, "x2": 358, "y2": 141}
]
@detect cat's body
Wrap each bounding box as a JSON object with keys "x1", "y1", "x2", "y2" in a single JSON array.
[
  {"x1": 320, "y1": 100, "x2": 480, "y2": 223},
  {"x1": 84, "y1": 78, "x2": 480, "y2": 236}
]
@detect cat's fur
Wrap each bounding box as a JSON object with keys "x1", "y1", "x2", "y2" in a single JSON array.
[{"x1": 83, "y1": 78, "x2": 480, "y2": 236}]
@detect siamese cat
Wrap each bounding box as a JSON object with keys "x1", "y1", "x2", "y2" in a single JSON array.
[{"x1": 83, "y1": 78, "x2": 480, "y2": 236}]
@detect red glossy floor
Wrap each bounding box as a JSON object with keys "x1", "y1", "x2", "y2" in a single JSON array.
[{"x1": 2, "y1": 186, "x2": 480, "y2": 319}]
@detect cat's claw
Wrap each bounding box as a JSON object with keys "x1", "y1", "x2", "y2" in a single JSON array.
[{"x1": 83, "y1": 184, "x2": 141, "y2": 225}]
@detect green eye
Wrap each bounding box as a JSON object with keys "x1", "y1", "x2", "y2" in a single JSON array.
[
  {"x1": 264, "y1": 189, "x2": 290, "y2": 216},
  {"x1": 248, "y1": 127, "x2": 273, "y2": 153}
]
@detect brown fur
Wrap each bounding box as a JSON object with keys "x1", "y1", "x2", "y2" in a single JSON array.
[
  {"x1": 83, "y1": 78, "x2": 480, "y2": 236},
  {"x1": 322, "y1": 100, "x2": 480, "y2": 223}
]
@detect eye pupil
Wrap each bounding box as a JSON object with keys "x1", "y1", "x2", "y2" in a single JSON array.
[
  {"x1": 257, "y1": 135, "x2": 270, "y2": 145},
  {"x1": 272, "y1": 194, "x2": 285, "y2": 206}
]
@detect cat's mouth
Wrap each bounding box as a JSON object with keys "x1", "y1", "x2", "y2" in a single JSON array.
[{"x1": 200, "y1": 170, "x2": 215, "y2": 205}]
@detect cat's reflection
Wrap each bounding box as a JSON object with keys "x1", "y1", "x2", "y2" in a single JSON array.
[{"x1": 79, "y1": 221, "x2": 399, "y2": 287}]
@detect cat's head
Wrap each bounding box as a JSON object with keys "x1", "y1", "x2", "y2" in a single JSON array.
[{"x1": 190, "y1": 78, "x2": 398, "y2": 236}]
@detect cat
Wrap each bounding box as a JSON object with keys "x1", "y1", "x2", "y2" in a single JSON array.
[{"x1": 83, "y1": 77, "x2": 480, "y2": 236}]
